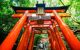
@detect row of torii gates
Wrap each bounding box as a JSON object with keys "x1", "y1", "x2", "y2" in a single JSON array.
[{"x1": 0, "y1": 3, "x2": 80, "y2": 50}]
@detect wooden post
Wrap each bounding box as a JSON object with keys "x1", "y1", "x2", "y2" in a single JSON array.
[
  {"x1": 16, "y1": 24, "x2": 31, "y2": 50},
  {"x1": 48, "y1": 30, "x2": 55, "y2": 50},
  {"x1": 53, "y1": 10, "x2": 80, "y2": 50},
  {"x1": 28, "y1": 29, "x2": 35, "y2": 50},
  {"x1": 0, "y1": 11, "x2": 28, "y2": 50},
  {"x1": 52, "y1": 20, "x2": 67, "y2": 50},
  {"x1": 48, "y1": 30, "x2": 60, "y2": 50}
]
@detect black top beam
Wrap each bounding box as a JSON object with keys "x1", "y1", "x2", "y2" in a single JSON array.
[
  {"x1": 12, "y1": 6, "x2": 37, "y2": 10},
  {"x1": 12, "y1": 4, "x2": 69, "y2": 12},
  {"x1": 12, "y1": 6, "x2": 69, "y2": 10}
]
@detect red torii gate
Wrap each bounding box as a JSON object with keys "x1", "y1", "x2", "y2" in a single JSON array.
[{"x1": 0, "y1": 3, "x2": 80, "y2": 50}]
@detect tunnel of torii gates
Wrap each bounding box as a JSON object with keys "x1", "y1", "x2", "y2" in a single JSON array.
[{"x1": 0, "y1": 2, "x2": 80, "y2": 50}]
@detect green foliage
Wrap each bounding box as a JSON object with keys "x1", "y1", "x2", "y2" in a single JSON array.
[
  {"x1": 0, "y1": 0, "x2": 18, "y2": 44},
  {"x1": 62, "y1": 0, "x2": 80, "y2": 41},
  {"x1": 34, "y1": 34, "x2": 48, "y2": 46},
  {"x1": 62, "y1": 0, "x2": 80, "y2": 31},
  {"x1": 34, "y1": 34, "x2": 42, "y2": 45}
]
